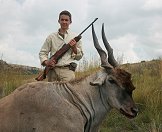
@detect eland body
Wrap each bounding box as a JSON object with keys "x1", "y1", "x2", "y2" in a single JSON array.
[{"x1": 0, "y1": 25, "x2": 138, "y2": 132}]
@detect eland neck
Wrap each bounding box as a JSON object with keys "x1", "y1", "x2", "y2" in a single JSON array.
[{"x1": 71, "y1": 72, "x2": 112, "y2": 131}]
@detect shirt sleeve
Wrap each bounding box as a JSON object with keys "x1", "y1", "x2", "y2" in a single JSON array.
[
  {"x1": 71, "y1": 39, "x2": 84, "y2": 60},
  {"x1": 39, "y1": 36, "x2": 52, "y2": 65}
]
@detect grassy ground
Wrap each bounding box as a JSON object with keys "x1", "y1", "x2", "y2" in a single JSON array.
[
  {"x1": 0, "y1": 59, "x2": 161, "y2": 132},
  {"x1": 0, "y1": 69, "x2": 35, "y2": 97}
]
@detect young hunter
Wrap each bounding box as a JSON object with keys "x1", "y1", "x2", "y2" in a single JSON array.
[{"x1": 39, "y1": 10, "x2": 83, "y2": 82}]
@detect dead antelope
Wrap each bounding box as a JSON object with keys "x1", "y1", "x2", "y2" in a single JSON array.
[{"x1": 0, "y1": 24, "x2": 138, "y2": 132}]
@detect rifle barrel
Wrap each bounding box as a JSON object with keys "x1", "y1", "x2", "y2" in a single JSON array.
[{"x1": 79, "y1": 18, "x2": 98, "y2": 36}]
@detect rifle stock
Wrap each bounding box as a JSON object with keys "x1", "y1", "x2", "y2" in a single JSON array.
[
  {"x1": 35, "y1": 18, "x2": 98, "y2": 81},
  {"x1": 35, "y1": 67, "x2": 50, "y2": 81}
]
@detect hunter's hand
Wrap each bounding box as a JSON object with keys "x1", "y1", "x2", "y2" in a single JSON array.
[
  {"x1": 69, "y1": 39, "x2": 77, "y2": 47},
  {"x1": 69, "y1": 39, "x2": 77, "y2": 54},
  {"x1": 44, "y1": 60, "x2": 56, "y2": 68}
]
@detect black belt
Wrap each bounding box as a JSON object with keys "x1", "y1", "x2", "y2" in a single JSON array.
[{"x1": 56, "y1": 65, "x2": 70, "y2": 68}]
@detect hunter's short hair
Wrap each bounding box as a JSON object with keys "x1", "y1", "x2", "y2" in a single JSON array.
[{"x1": 59, "y1": 10, "x2": 72, "y2": 22}]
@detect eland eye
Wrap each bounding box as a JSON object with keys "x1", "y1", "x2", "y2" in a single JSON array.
[{"x1": 108, "y1": 78, "x2": 116, "y2": 84}]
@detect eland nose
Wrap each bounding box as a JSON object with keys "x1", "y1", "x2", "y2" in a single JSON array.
[{"x1": 131, "y1": 107, "x2": 138, "y2": 116}]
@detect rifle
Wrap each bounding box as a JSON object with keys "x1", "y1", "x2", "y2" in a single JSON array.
[{"x1": 35, "y1": 18, "x2": 98, "y2": 81}]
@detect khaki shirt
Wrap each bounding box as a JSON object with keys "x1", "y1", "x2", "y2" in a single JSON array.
[{"x1": 39, "y1": 29, "x2": 83, "y2": 66}]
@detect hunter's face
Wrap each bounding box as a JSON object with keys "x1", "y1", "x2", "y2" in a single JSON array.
[{"x1": 58, "y1": 15, "x2": 71, "y2": 30}]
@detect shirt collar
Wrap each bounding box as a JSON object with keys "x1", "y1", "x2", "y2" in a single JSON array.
[{"x1": 58, "y1": 28, "x2": 70, "y2": 34}]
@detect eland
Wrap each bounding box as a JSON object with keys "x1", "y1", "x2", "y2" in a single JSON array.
[{"x1": 0, "y1": 24, "x2": 138, "y2": 132}]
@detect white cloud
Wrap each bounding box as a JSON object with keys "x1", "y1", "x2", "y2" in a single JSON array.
[
  {"x1": 110, "y1": 34, "x2": 140, "y2": 63},
  {"x1": 143, "y1": 0, "x2": 162, "y2": 10},
  {"x1": 148, "y1": 16, "x2": 162, "y2": 45},
  {"x1": 0, "y1": 36, "x2": 39, "y2": 67},
  {"x1": 0, "y1": 0, "x2": 162, "y2": 67}
]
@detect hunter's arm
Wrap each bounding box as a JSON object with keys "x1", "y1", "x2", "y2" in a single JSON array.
[
  {"x1": 71, "y1": 39, "x2": 83, "y2": 60},
  {"x1": 39, "y1": 36, "x2": 52, "y2": 65}
]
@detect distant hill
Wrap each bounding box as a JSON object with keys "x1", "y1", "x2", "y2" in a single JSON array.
[{"x1": 0, "y1": 60, "x2": 40, "y2": 74}]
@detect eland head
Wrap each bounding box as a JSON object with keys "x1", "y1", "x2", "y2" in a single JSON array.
[{"x1": 90, "y1": 24, "x2": 138, "y2": 118}]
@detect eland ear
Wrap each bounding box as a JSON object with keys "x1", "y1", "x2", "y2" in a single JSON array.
[{"x1": 90, "y1": 73, "x2": 107, "y2": 86}]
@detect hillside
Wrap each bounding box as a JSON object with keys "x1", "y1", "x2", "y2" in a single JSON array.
[{"x1": 0, "y1": 60, "x2": 40, "y2": 74}]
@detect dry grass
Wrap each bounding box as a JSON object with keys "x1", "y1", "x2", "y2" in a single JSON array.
[
  {"x1": 0, "y1": 70, "x2": 35, "y2": 97},
  {"x1": 0, "y1": 59, "x2": 161, "y2": 131}
]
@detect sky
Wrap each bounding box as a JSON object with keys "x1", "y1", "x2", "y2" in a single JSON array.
[{"x1": 0, "y1": 0, "x2": 162, "y2": 67}]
